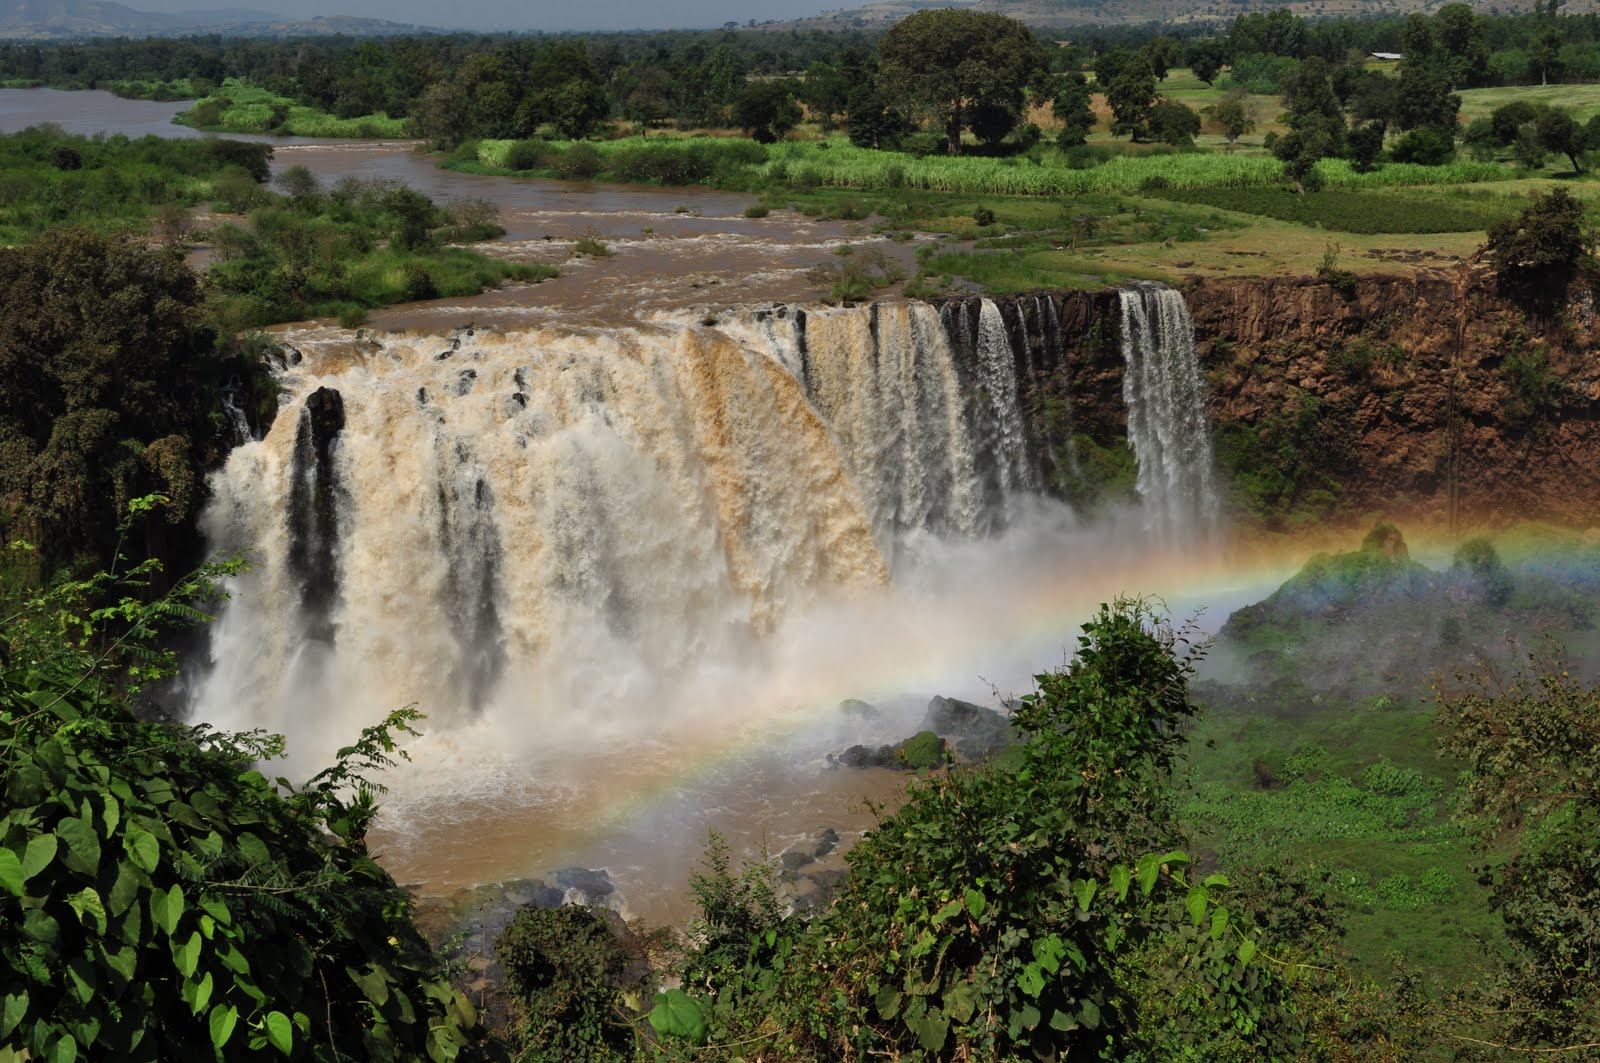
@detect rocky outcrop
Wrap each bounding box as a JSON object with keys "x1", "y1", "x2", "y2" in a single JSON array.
[
  {"x1": 972, "y1": 269, "x2": 1600, "y2": 530},
  {"x1": 1184, "y1": 268, "x2": 1600, "y2": 527}
]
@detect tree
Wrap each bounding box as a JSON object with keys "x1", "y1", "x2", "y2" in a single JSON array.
[
  {"x1": 1149, "y1": 98, "x2": 1201, "y2": 147},
  {"x1": 1142, "y1": 36, "x2": 1181, "y2": 81},
  {"x1": 1486, "y1": 187, "x2": 1592, "y2": 288},
  {"x1": 846, "y1": 85, "x2": 907, "y2": 150},
  {"x1": 1052, "y1": 71, "x2": 1096, "y2": 147},
  {"x1": 875, "y1": 10, "x2": 1048, "y2": 154},
  {"x1": 1432, "y1": 3, "x2": 1490, "y2": 88},
  {"x1": 1099, "y1": 49, "x2": 1157, "y2": 141},
  {"x1": 1534, "y1": 104, "x2": 1588, "y2": 173},
  {"x1": 1438, "y1": 645, "x2": 1600, "y2": 1052},
  {"x1": 1394, "y1": 60, "x2": 1460, "y2": 137},
  {"x1": 621, "y1": 65, "x2": 675, "y2": 132},
  {"x1": 1186, "y1": 38, "x2": 1226, "y2": 86},
  {"x1": 800, "y1": 60, "x2": 849, "y2": 132},
  {"x1": 732, "y1": 81, "x2": 800, "y2": 144},
  {"x1": 1347, "y1": 121, "x2": 1386, "y2": 172},
  {"x1": 1210, "y1": 89, "x2": 1256, "y2": 147},
  {"x1": 1230, "y1": 8, "x2": 1307, "y2": 58},
  {"x1": 646, "y1": 600, "x2": 1301, "y2": 1060},
  {"x1": 1275, "y1": 58, "x2": 1346, "y2": 191},
  {"x1": 0, "y1": 231, "x2": 225, "y2": 571}
]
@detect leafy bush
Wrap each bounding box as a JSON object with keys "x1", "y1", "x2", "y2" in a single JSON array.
[
  {"x1": 1389, "y1": 128, "x2": 1456, "y2": 166},
  {"x1": 549, "y1": 143, "x2": 603, "y2": 180},
  {"x1": 654, "y1": 600, "x2": 1300, "y2": 1060},
  {"x1": 504, "y1": 139, "x2": 544, "y2": 171},
  {"x1": 495, "y1": 905, "x2": 646, "y2": 1060},
  {"x1": 0, "y1": 548, "x2": 494, "y2": 1062},
  {"x1": 1489, "y1": 187, "x2": 1594, "y2": 294}
]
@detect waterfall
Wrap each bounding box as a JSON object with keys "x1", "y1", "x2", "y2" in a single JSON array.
[
  {"x1": 1117, "y1": 284, "x2": 1219, "y2": 543},
  {"x1": 220, "y1": 389, "x2": 254, "y2": 447},
  {"x1": 194, "y1": 304, "x2": 1045, "y2": 751}
]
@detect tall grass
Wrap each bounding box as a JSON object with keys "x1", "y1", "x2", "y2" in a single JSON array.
[{"x1": 469, "y1": 134, "x2": 1513, "y2": 197}]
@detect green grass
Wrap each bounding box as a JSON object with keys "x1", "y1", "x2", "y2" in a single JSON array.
[
  {"x1": 461, "y1": 134, "x2": 1511, "y2": 199},
  {"x1": 178, "y1": 78, "x2": 407, "y2": 138},
  {"x1": 1186, "y1": 680, "x2": 1503, "y2": 982},
  {"x1": 1458, "y1": 82, "x2": 1600, "y2": 123},
  {"x1": 1150, "y1": 186, "x2": 1515, "y2": 234}
]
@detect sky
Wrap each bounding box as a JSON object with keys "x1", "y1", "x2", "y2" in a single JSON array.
[{"x1": 139, "y1": 0, "x2": 846, "y2": 31}]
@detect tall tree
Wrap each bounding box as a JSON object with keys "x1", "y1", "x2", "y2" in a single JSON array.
[
  {"x1": 1098, "y1": 49, "x2": 1157, "y2": 142},
  {"x1": 1274, "y1": 57, "x2": 1346, "y2": 192},
  {"x1": 1052, "y1": 71, "x2": 1096, "y2": 147},
  {"x1": 0, "y1": 231, "x2": 224, "y2": 569},
  {"x1": 875, "y1": 10, "x2": 1048, "y2": 154}
]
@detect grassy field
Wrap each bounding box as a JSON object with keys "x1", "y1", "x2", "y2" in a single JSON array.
[{"x1": 1458, "y1": 82, "x2": 1600, "y2": 122}]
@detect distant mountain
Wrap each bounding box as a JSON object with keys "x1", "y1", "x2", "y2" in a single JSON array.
[
  {"x1": 0, "y1": 0, "x2": 428, "y2": 37},
  {"x1": 779, "y1": 0, "x2": 1555, "y2": 32}
]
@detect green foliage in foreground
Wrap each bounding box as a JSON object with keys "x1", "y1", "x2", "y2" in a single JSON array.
[
  {"x1": 0, "y1": 536, "x2": 498, "y2": 1061},
  {"x1": 1150, "y1": 186, "x2": 1515, "y2": 234},
  {"x1": 638, "y1": 600, "x2": 1300, "y2": 1060}
]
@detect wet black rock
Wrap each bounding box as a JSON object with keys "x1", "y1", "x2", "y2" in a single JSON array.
[
  {"x1": 780, "y1": 849, "x2": 814, "y2": 872},
  {"x1": 835, "y1": 743, "x2": 895, "y2": 768},
  {"x1": 923, "y1": 695, "x2": 1016, "y2": 762},
  {"x1": 552, "y1": 866, "x2": 615, "y2": 903}
]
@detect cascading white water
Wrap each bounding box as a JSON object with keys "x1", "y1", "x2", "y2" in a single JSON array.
[
  {"x1": 1117, "y1": 284, "x2": 1220, "y2": 543},
  {"x1": 189, "y1": 294, "x2": 1231, "y2": 913}
]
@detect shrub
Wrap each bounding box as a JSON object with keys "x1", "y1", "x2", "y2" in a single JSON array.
[
  {"x1": 1388, "y1": 128, "x2": 1455, "y2": 166},
  {"x1": 0, "y1": 557, "x2": 493, "y2": 1062},
  {"x1": 742, "y1": 204, "x2": 769, "y2": 218},
  {"x1": 504, "y1": 138, "x2": 545, "y2": 171},
  {"x1": 901, "y1": 130, "x2": 946, "y2": 158},
  {"x1": 495, "y1": 905, "x2": 646, "y2": 1060},
  {"x1": 1487, "y1": 187, "x2": 1592, "y2": 289},
  {"x1": 550, "y1": 143, "x2": 603, "y2": 180}
]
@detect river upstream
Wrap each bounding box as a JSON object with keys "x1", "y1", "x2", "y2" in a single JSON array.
[{"x1": 2, "y1": 90, "x2": 1278, "y2": 925}]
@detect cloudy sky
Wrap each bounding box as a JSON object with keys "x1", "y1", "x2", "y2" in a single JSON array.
[{"x1": 156, "y1": 0, "x2": 843, "y2": 30}]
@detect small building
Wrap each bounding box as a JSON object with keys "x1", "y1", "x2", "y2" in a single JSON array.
[{"x1": 1370, "y1": 51, "x2": 1403, "y2": 61}]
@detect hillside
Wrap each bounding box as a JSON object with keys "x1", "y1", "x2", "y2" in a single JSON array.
[
  {"x1": 783, "y1": 0, "x2": 1566, "y2": 32},
  {"x1": 0, "y1": 0, "x2": 425, "y2": 37}
]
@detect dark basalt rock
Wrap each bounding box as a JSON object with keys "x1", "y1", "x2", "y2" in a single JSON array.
[
  {"x1": 923, "y1": 695, "x2": 1016, "y2": 761},
  {"x1": 552, "y1": 866, "x2": 615, "y2": 901}
]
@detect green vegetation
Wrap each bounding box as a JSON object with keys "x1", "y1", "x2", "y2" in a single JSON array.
[
  {"x1": 205, "y1": 172, "x2": 551, "y2": 329},
  {"x1": 1487, "y1": 185, "x2": 1595, "y2": 291},
  {"x1": 0, "y1": 230, "x2": 229, "y2": 572},
  {"x1": 0, "y1": 125, "x2": 272, "y2": 244},
  {"x1": 1152, "y1": 185, "x2": 1514, "y2": 233},
  {"x1": 1213, "y1": 387, "x2": 1353, "y2": 529},
  {"x1": 178, "y1": 78, "x2": 406, "y2": 138},
  {"x1": 0, "y1": 532, "x2": 496, "y2": 1062}
]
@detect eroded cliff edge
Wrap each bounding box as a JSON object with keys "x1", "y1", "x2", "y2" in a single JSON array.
[{"x1": 992, "y1": 269, "x2": 1600, "y2": 530}]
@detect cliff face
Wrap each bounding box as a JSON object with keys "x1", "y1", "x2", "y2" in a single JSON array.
[
  {"x1": 1184, "y1": 269, "x2": 1600, "y2": 528},
  {"x1": 989, "y1": 270, "x2": 1600, "y2": 530}
]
